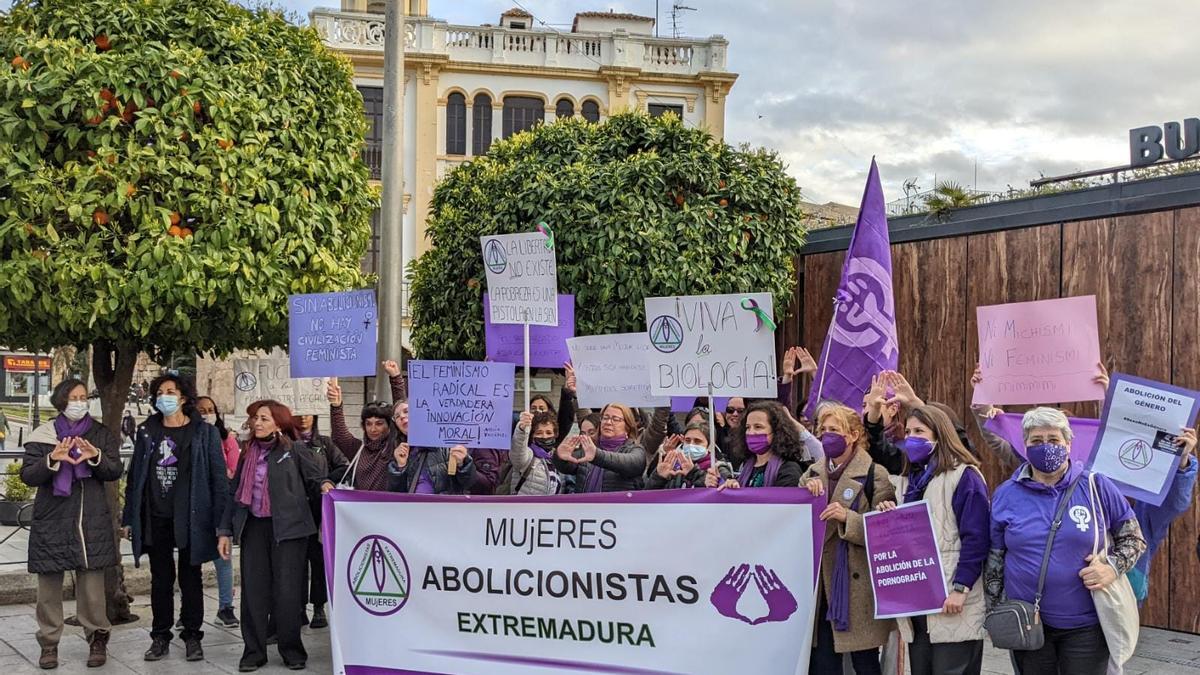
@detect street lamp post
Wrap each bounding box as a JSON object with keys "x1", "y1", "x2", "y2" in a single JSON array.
[{"x1": 376, "y1": 0, "x2": 406, "y2": 401}]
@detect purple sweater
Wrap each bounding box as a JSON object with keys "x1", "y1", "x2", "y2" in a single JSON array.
[{"x1": 908, "y1": 466, "x2": 991, "y2": 588}]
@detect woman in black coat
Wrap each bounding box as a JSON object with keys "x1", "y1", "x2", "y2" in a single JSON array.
[
  {"x1": 219, "y1": 400, "x2": 331, "y2": 672},
  {"x1": 295, "y1": 414, "x2": 346, "y2": 629},
  {"x1": 21, "y1": 379, "x2": 123, "y2": 669}
]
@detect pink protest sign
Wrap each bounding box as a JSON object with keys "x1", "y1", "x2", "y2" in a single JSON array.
[{"x1": 972, "y1": 295, "x2": 1104, "y2": 405}]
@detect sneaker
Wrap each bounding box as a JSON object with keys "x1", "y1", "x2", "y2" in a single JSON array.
[
  {"x1": 184, "y1": 638, "x2": 203, "y2": 662},
  {"x1": 238, "y1": 661, "x2": 265, "y2": 673},
  {"x1": 309, "y1": 606, "x2": 328, "y2": 629},
  {"x1": 38, "y1": 646, "x2": 57, "y2": 670},
  {"x1": 286, "y1": 661, "x2": 306, "y2": 671},
  {"x1": 143, "y1": 638, "x2": 170, "y2": 661},
  {"x1": 216, "y1": 607, "x2": 240, "y2": 628},
  {"x1": 87, "y1": 631, "x2": 109, "y2": 668}
]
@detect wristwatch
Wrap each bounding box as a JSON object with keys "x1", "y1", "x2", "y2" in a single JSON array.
[{"x1": 952, "y1": 583, "x2": 969, "y2": 594}]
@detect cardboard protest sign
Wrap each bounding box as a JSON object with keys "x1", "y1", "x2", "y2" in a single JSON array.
[
  {"x1": 643, "y1": 293, "x2": 777, "y2": 398},
  {"x1": 863, "y1": 501, "x2": 948, "y2": 619},
  {"x1": 480, "y1": 231, "x2": 557, "y2": 326},
  {"x1": 325, "y1": 487, "x2": 827, "y2": 675},
  {"x1": 672, "y1": 396, "x2": 730, "y2": 414},
  {"x1": 288, "y1": 290, "x2": 377, "y2": 378},
  {"x1": 407, "y1": 360, "x2": 515, "y2": 450},
  {"x1": 233, "y1": 357, "x2": 327, "y2": 416},
  {"x1": 1089, "y1": 373, "x2": 1200, "y2": 505},
  {"x1": 567, "y1": 333, "x2": 670, "y2": 409},
  {"x1": 972, "y1": 295, "x2": 1103, "y2": 405},
  {"x1": 484, "y1": 295, "x2": 574, "y2": 368}
]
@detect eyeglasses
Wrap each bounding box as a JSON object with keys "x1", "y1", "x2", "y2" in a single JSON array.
[
  {"x1": 725, "y1": 407, "x2": 745, "y2": 415},
  {"x1": 600, "y1": 415, "x2": 624, "y2": 424}
]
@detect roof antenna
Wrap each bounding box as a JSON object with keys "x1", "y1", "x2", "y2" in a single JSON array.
[{"x1": 670, "y1": 4, "x2": 696, "y2": 38}]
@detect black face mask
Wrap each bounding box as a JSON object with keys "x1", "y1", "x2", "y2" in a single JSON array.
[{"x1": 533, "y1": 438, "x2": 557, "y2": 451}]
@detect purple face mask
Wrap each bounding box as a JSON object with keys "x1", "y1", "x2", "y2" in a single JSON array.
[
  {"x1": 901, "y1": 436, "x2": 936, "y2": 464},
  {"x1": 745, "y1": 433, "x2": 771, "y2": 455},
  {"x1": 821, "y1": 432, "x2": 847, "y2": 459},
  {"x1": 599, "y1": 435, "x2": 627, "y2": 451},
  {"x1": 1026, "y1": 443, "x2": 1069, "y2": 474}
]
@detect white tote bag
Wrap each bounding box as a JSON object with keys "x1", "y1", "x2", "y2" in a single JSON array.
[{"x1": 1087, "y1": 472, "x2": 1139, "y2": 668}]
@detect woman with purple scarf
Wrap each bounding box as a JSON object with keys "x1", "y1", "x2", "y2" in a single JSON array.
[
  {"x1": 875, "y1": 405, "x2": 991, "y2": 675},
  {"x1": 505, "y1": 411, "x2": 562, "y2": 495},
  {"x1": 553, "y1": 403, "x2": 647, "y2": 493},
  {"x1": 802, "y1": 403, "x2": 897, "y2": 674},
  {"x1": 706, "y1": 401, "x2": 810, "y2": 490},
  {"x1": 21, "y1": 378, "x2": 123, "y2": 669},
  {"x1": 218, "y1": 400, "x2": 331, "y2": 672}
]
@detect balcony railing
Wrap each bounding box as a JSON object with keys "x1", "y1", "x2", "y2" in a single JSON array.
[{"x1": 311, "y1": 9, "x2": 729, "y2": 76}]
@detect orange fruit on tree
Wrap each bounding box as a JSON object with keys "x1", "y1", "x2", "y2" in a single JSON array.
[
  {"x1": 169, "y1": 70, "x2": 181, "y2": 80},
  {"x1": 94, "y1": 34, "x2": 111, "y2": 51},
  {"x1": 719, "y1": 198, "x2": 729, "y2": 207},
  {"x1": 125, "y1": 183, "x2": 137, "y2": 197},
  {"x1": 169, "y1": 212, "x2": 181, "y2": 226},
  {"x1": 11, "y1": 55, "x2": 28, "y2": 70},
  {"x1": 192, "y1": 100, "x2": 202, "y2": 114},
  {"x1": 181, "y1": 228, "x2": 193, "y2": 238},
  {"x1": 217, "y1": 138, "x2": 233, "y2": 150},
  {"x1": 168, "y1": 225, "x2": 182, "y2": 237},
  {"x1": 99, "y1": 88, "x2": 115, "y2": 102},
  {"x1": 93, "y1": 210, "x2": 109, "y2": 225}
]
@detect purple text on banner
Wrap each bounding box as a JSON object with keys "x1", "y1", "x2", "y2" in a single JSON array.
[
  {"x1": 483, "y1": 295, "x2": 574, "y2": 368},
  {"x1": 982, "y1": 412, "x2": 1099, "y2": 466},
  {"x1": 672, "y1": 396, "x2": 731, "y2": 414},
  {"x1": 863, "y1": 501, "x2": 948, "y2": 619},
  {"x1": 288, "y1": 289, "x2": 378, "y2": 378},
  {"x1": 406, "y1": 360, "x2": 515, "y2": 451},
  {"x1": 972, "y1": 295, "x2": 1104, "y2": 406}
]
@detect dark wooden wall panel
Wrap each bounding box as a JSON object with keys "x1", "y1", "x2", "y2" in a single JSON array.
[
  {"x1": 798, "y1": 251, "x2": 845, "y2": 413},
  {"x1": 963, "y1": 225, "x2": 1063, "y2": 488},
  {"x1": 1169, "y1": 207, "x2": 1200, "y2": 632},
  {"x1": 1062, "y1": 212, "x2": 1175, "y2": 628}
]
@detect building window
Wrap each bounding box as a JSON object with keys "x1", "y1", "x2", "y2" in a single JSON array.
[
  {"x1": 362, "y1": 208, "x2": 381, "y2": 275},
  {"x1": 581, "y1": 100, "x2": 600, "y2": 123},
  {"x1": 446, "y1": 92, "x2": 466, "y2": 156},
  {"x1": 473, "y1": 94, "x2": 493, "y2": 155},
  {"x1": 555, "y1": 98, "x2": 575, "y2": 119},
  {"x1": 509, "y1": 21, "x2": 527, "y2": 29},
  {"x1": 503, "y1": 96, "x2": 544, "y2": 138},
  {"x1": 648, "y1": 103, "x2": 684, "y2": 119},
  {"x1": 359, "y1": 85, "x2": 384, "y2": 179}
]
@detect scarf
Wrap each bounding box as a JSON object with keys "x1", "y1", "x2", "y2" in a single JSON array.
[
  {"x1": 52, "y1": 414, "x2": 94, "y2": 498},
  {"x1": 529, "y1": 442, "x2": 552, "y2": 461},
  {"x1": 737, "y1": 454, "x2": 781, "y2": 488},
  {"x1": 904, "y1": 459, "x2": 938, "y2": 504},
  {"x1": 236, "y1": 438, "x2": 275, "y2": 514},
  {"x1": 584, "y1": 436, "x2": 626, "y2": 493},
  {"x1": 826, "y1": 461, "x2": 870, "y2": 632},
  {"x1": 354, "y1": 436, "x2": 395, "y2": 491}
]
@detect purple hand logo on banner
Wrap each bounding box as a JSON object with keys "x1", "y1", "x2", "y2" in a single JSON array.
[{"x1": 709, "y1": 563, "x2": 798, "y2": 625}]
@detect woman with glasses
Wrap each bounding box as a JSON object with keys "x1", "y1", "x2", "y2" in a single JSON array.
[{"x1": 554, "y1": 403, "x2": 647, "y2": 493}]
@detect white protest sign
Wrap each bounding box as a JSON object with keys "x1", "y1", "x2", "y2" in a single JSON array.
[
  {"x1": 480, "y1": 231, "x2": 558, "y2": 326},
  {"x1": 1089, "y1": 373, "x2": 1200, "y2": 506},
  {"x1": 233, "y1": 357, "x2": 328, "y2": 416},
  {"x1": 643, "y1": 292, "x2": 777, "y2": 398},
  {"x1": 567, "y1": 333, "x2": 671, "y2": 409},
  {"x1": 325, "y1": 489, "x2": 824, "y2": 675}
]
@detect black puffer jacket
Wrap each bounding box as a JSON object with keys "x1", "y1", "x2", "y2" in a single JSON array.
[{"x1": 21, "y1": 419, "x2": 124, "y2": 574}]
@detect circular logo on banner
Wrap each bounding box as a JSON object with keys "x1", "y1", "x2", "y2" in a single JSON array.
[
  {"x1": 347, "y1": 535, "x2": 411, "y2": 616},
  {"x1": 234, "y1": 371, "x2": 257, "y2": 392},
  {"x1": 649, "y1": 315, "x2": 684, "y2": 353},
  {"x1": 484, "y1": 239, "x2": 507, "y2": 274},
  {"x1": 1118, "y1": 439, "x2": 1153, "y2": 471}
]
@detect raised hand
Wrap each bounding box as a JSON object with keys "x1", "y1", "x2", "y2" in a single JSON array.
[
  {"x1": 75, "y1": 438, "x2": 100, "y2": 463},
  {"x1": 518, "y1": 411, "x2": 533, "y2": 431},
  {"x1": 662, "y1": 434, "x2": 684, "y2": 453},
  {"x1": 394, "y1": 442, "x2": 410, "y2": 468},
  {"x1": 578, "y1": 435, "x2": 598, "y2": 463},
  {"x1": 971, "y1": 362, "x2": 983, "y2": 388},
  {"x1": 884, "y1": 371, "x2": 924, "y2": 408},
  {"x1": 327, "y1": 378, "x2": 343, "y2": 406},
  {"x1": 750, "y1": 565, "x2": 798, "y2": 624},
  {"x1": 49, "y1": 438, "x2": 73, "y2": 464},
  {"x1": 1094, "y1": 362, "x2": 1110, "y2": 391},
  {"x1": 1178, "y1": 427, "x2": 1197, "y2": 468},
  {"x1": 864, "y1": 374, "x2": 887, "y2": 420},
  {"x1": 383, "y1": 360, "x2": 401, "y2": 377},
  {"x1": 563, "y1": 362, "x2": 577, "y2": 394},
  {"x1": 709, "y1": 564, "x2": 753, "y2": 624},
  {"x1": 780, "y1": 347, "x2": 797, "y2": 384},
  {"x1": 795, "y1": 347, "x2": 818, "y2": 375},
  {"x1": 677, "y1": 450, "x2": 695, "y2": 475},
  {"x1": 556, "y1": 436, "x2": 582, "y2": 463}
]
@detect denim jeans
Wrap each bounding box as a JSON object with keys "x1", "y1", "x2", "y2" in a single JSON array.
[{"x1": 214, "y1": 555, "x2": 234, "y2": 609}]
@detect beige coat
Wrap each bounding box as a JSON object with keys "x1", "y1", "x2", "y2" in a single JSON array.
[{"x1": 803, "y1": 449, "x2": 898, "y2": 654}]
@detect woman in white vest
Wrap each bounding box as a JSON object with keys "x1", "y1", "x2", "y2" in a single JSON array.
[{"x1": 876, "y1": 405, "x2": 991, "y2": 675}]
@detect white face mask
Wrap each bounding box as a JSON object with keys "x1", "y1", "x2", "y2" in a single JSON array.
[
  {"x1": 63, "y1": 401, "x2": 89, "y2": 422},
  {"x1": 201, "y1": 414, "x2": 218, "y2": 426}
]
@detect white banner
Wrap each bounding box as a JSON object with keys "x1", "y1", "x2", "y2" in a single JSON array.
[
  {"x1": 481, "y1": 232, "x2": 558, "y2": 326},
  {"x1": 324, "y1": 489, "x2": 824, "y2": 675},
  {"x1": 566, "y1": 333, "x2": 671, "y2": 409},
  {"x1": 232, "y1": 357, "x2": 328, "y2": 416},
  {"x1": 643, "y1": 292, "x2": 778, "y2": 398}
]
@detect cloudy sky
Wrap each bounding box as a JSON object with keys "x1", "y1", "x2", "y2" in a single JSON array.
[{"x1": 6, "y1": 0, "x2": 1197, "y2": 205}]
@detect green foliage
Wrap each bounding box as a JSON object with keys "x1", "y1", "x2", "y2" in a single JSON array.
[
  {"x1": 5, "y1": 463, "x2": 32, "y2": 502},
  {"x1": 410, "y1": 112, "x2": 808, "y2": 359},
  {"x1": 0, "y1": 0, "x2": 376, "y2": 358},
  {"x1": 923, "y1": 181, "x2": 983, "y2": 217}
]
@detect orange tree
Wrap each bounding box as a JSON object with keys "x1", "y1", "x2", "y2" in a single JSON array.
[
  {"x1": 410, "y1": 112, "x2": 808, "y2": 357},
  {"x1": 0, "y1": 0, "x2": 374, "y2": 618}
]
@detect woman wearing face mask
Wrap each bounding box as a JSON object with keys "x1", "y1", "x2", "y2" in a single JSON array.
[
  {"x1": 985, "y1": 407, "x2": 1145, "y2": 675},
  {"x1": 648, "y1": 423, "x2": 727, "y2": 489},
  {"x1": 554, "y1": 403, "x2": 646, "y2": 493},
  {"x1": 294, "y1": 415, "x2": 346, "y2": 630},
  {"x1": 802, "y1": 403, "x2": 897, "y2": 674},
  {"x1": 218, "y1": 400, "x2": 331, "y2": 672},
  {"x1": 195, "y1": 396, "x2": 241, "y2": 628},
  {"x1": 325, "y1": 360, "x2": 405, "y2": 491},
  {"x1": 122, "y1": 373, "x2": 229, "y2": 663},
  {"x1": 875, "y1": 405, "x2": 991, "y2": 675},
  {"x1": 504, "y1": 411, "x2": 562, "y2": 495},
  {"x1": 21, "y1": 379, "x2": 123, "y2": 669},
  {"x1": 706, "y1": 401, "x2": 811, "y2": 490}
]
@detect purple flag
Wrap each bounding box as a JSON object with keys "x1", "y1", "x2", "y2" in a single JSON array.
[
  {"x1": 805, "y1": 159, "x2": 899, "y2": 418},
  {"x1": 982, "y1": 412, "x2": 1100, "y2": 466}
]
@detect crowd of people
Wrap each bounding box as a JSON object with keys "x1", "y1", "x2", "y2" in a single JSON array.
[{"x1": 13, "y1": 346, "x2": 1198, "y2": 675}]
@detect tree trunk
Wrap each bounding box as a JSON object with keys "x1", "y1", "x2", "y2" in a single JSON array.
[{"x1": 92, "y1": 339, "x2": 139, "y2": 624}]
